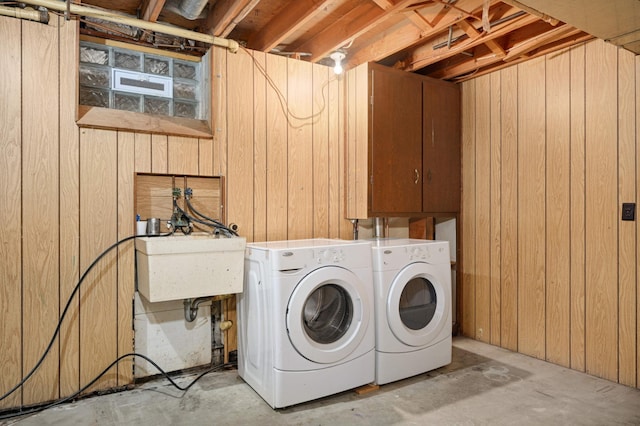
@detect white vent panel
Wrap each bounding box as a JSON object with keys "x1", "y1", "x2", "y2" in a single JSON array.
[{"x1": 112, "y1": 69, "x2": 172, "y2": 98}]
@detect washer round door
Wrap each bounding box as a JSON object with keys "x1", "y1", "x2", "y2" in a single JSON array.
[
  {"x1": 386, "y1": 262, "x2": 448, "y2": 347},
  {"x1": 286, "y1": 266, "x2": 370, "y2": 364}
]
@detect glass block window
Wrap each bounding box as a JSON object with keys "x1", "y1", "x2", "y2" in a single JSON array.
[{"x1": 79, "y1": 41, "x2": 207, "y2": 119}]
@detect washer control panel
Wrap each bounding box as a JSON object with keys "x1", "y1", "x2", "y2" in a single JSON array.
[{"x1": 316, "y1": 248, "x2": 346, "y2": 264}]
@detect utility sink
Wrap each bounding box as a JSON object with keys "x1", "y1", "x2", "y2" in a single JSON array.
[{"x1": 135, "y1": 234, "x2": 246, "y2": 302}]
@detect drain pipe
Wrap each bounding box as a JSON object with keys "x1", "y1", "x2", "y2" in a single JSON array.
[
  {"x1": 18, "y1": 0, "x2": 240, "y2": 52},
  {"x1": 350, "y1": 219, "x2": 359, "y2": 240},
  {"x1": 0, "y1": 5, "x2": 49, "y2": 23},
  {"x1": 184, "y1": 297, "x2": 211, "y2": 322}
]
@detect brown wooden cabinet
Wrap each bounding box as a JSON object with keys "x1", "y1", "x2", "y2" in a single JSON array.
[
  {"x1": 345, "y1": 62, "x2": 460, "y2": 219},
  {"x1": 370, "y1": 64, "x2": 423, "y2": 214},
  {"x1": 422, "y1": 78, "x2": 461, "y2": 213}
]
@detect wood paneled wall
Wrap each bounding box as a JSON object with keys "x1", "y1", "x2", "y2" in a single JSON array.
[
  {"x1": 0, "y1": 16, "x2": 348, "y2": 410},
  {"x1": 461, "y1": 39, "x2": 639, "y2": 387}
]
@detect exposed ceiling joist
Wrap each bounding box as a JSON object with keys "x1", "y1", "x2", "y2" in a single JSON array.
[
  {"x1": 246, "y1": 0, "x2": 334, "y2": 52},
  {"x1": 140, "y1": 0, "x2": 165, "y2": 22},
  {"x1": 36, "y1": 0, "x2": 602, "y2": 81}
]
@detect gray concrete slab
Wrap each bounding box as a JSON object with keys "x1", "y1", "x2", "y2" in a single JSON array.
[{"x1": 2, "y1": 337, "x2": 639, "y2": 425}]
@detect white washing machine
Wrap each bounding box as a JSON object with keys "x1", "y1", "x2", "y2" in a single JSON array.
[
  {"x1": 370, "y1": 238, "x2": 452, "y2": 385},
  {"x1": 238, "y1": 238, "x2": 375, "y2": 408}
]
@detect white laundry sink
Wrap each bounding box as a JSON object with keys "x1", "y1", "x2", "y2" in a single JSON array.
[{"x1": 135, "y1": 234, "x2": 246, "y2": 302}]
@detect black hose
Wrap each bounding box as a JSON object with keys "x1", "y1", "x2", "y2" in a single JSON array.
[
  {"x1": 185, "y1": 196, "x2": 237, "y2": 236},
  {"x1": 0, "y1": 232, "x2": 171, "y2": 403},
  {"x1": 173, "y1": 199, "x2": 237, "y2": 237},
  {"x1": 0, "y1": 353, "x2": 234, "y2": 420}
]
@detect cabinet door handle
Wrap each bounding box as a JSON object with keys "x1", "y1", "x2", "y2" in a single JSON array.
[
  {"x1": 414, "y1": 169, "x2": 420, "y2": 184},
  {"x1": 427, "y1": 168, "x2": 432, "y2": 183}
]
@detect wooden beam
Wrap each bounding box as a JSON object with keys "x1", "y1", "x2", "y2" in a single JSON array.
[
  {"x1": 433, "y1": 32, "x2": 592, "y2": 80},
  {"x1": 345, "y1": 0, "x2": 487, "y2": 69},
  {"x1": 372, "y1": 0, "x2": 433, "y2": 30},
  {"x1": 247, "y1": 0, "x2": 334, "y2": 52},
  {"x1": 503, "y1": 24, "x2": 579, "y2": 61},
  {"x1": 289, "y1": 0, "x2": 419, "y2": 63},
  {"x1": 457, "y1": 19, "x2": 506, "y2": 57},
  {"x1": 205, "y1": 0, "x2": 258, "y2": 37},
  {"x1": 140, "y1": 0, "x2": 166, "y2": 22},
  {"x1": 404, "y1": 12, "x2": 539, "y2": 71}
]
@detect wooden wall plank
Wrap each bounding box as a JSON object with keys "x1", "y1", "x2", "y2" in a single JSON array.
[
  {"x1": 21, "y1": 18, "x2": 60, "y2": 405},
  {"x1": 212, "y1": 47, "x2": 227, "y2": 178},
  {"x1": 151, "y1": 134, "x2": 168, "y2": 173},
  {"x1": 199, "y1": 138, "x2": 214, "y2": 176},
  {"x1": 617, "y1": 48, "x2": 637, "y2": 387},
  {"x1": 637, "y1": 54, "x2": 640, "y2": 389},
  {"x1": 570, "y1": 43, "x2": 586, "y2": 373},
  {"x1": 287, "y1": 58, "x2": 314, "y2": 240},
  {"x1": 585, "y1": 39, "x2": 619, "y2": 382},
  {"x1": 474, "y1": 75, "x2": 491, "y2": 343},
  {"x1": 344, "y1": 63, "x2": 369, "y2": 221},
  {"x1": 265, "y1": 53, "x2": 288, "y2": 241},
  {"x1": 117, "y1": 131, "x2": 135, "y2": 385},
  {"x1": 328, "y1": 73, "x2": 342, "y2": 238},
  {"x1": 460, "y1": 80, "x2": 476, "y2": 337},
  {"x1": 167, "y1": 136, "x2": 199, "y2": 175},
  {"x1": 517, "y1": 56, "x2": 546, "y2": 360},
  {"x1": 500, "y1": 65, "x2": 518, "y2": 352},
  {"x1": 489, "y1": 71, "x2": 502, "y2": 346},
  {"x1": 313, "y1": 65, "x2": 330, "y2": 238},
  {"x1": 226, "y1": 49, "x2": 254, "y2": 239},
  {"x1": 545, "y1": 49, "x2": 571, "y2": 368},
  {"x1": 354, "y1": 64, "x2": 369, "y2": 220},
  {"x1": 59, "y1": 16, "x2": 81, "y2": 398},
  {"x1": 134, "y1": 133, "x2": 152, "y2": 173},
  {"x1": 345, "y1": 67, "x2": 357, "y2": 220},
  {"x1": 80, "y1": 128, "x2": 118, "y2": 392},
  {"x1": 0, "y1": 15, "x2": 23, "y2": 410},
  {"x1": 253, "y1": 51, "x2": 267, "y2": 242}
]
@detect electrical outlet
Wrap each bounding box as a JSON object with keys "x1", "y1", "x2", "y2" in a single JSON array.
[{"x1": 622, "y1": 203, "x2": 636, "y2": 221}]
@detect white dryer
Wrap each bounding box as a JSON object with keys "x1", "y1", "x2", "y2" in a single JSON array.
[
  {"x1": 238, "y1": 238, "x2": 375, "y2": 408},
  {"x1": 370, "y1": 238, "x2": 451, "y2": 385}
]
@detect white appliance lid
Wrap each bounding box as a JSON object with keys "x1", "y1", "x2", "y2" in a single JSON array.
[{"x1": 247, "y1": 238, "x2": 370, "y2": 250}]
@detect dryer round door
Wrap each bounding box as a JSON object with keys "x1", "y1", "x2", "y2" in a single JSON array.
[
  {"x1": 286, "y1": 266, "x2": 370, "y2": 364},
  {"x1": 386, "y1": 262, "x2": 448, "y2": 347}
]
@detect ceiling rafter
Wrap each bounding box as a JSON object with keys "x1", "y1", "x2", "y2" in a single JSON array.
[
  {"x1": 503, "y1": 23, "x2": 579, "y2": 61},
  {"x1": 72, "y1": 0, "x2": 596, "y2": 81},
  {"x1": 344, "y1": 0, "x2": 487, "y2": 70},
  {"x1": 288, "y1": 0, "x2": 423, "y2": 63},
  {"x1": 371, "y1": 0, "x2": 433, "y2": 31},
  {"x1": 140, "y1": 0, "x2": 166, "y2": 22},
  {"x1": 402, "y1": 10, "x2": 539, "y2": 71},
  {"x1": 246, "y1": 0, "x2": 335, "y2": 52},
  {"x1": 205, "y1": 0, "x2": 259, "y2": 37},
  {"x1": 436, "y1": 31, "x2": 592, "y2": 80},
  {"x1": 456, "y1": 19, "x2": 506, "y2": 57}
]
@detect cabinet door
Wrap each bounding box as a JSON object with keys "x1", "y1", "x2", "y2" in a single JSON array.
[
  {"x1": 370, "y1": 67, "x2": 422, "y2": 214},
  {"x1": 423, "y1": 79, "x2": 460, "y2": 213}
]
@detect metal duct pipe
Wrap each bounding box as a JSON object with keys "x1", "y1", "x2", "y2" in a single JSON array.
[
  {"x1": 0, "y1": 5, "x2": 49, "y2": 23},
  {"x1": 163, "y1": 0, "x2": 209, "y2": 20},
  {"x1": 373, "y1": 217, "x2": 385, "y2": 239},
  {"x1": 18, "y1": 0, "x2": 239, "y2": 52},
  {"x1": 178, "y1": 0, "x2": 209, "y2": 20}
]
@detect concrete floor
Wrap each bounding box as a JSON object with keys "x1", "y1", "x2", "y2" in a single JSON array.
[{"x1": 2, "y1": 337, "x2": 639, "y2": 425}]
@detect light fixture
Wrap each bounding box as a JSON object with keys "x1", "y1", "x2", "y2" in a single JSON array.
[{"x1": 330, "y1": 51, "x2": 345, "y2": 75}]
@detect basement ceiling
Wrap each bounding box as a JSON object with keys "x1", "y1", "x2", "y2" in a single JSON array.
[{"x1": 13, "y1": 0, "x2": 613, "y2": 81}]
